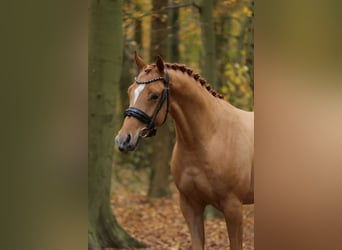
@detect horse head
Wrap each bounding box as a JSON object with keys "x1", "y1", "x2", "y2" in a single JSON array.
[{"x1": 115, "y1": 52, "x2": 169, "y2": 152}]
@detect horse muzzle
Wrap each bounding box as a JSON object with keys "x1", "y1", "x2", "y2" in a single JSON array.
[{"x1": 115, "y1": 133, "x2": 139, "y2": 153}]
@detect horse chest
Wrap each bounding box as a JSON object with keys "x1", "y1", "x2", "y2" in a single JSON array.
[{"x1": 172, "y1": 161, "x2": 220, "y2": 203}]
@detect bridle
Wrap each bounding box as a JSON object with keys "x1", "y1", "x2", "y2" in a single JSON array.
[{"x1": 124, "y1": 70, "x2": 170, "y2": 138}]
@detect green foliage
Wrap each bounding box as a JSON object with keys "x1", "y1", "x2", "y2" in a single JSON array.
[
  {"x1": 221, "y1": 63, "x2": 253, "y2": 111},
  {"x1": 214, "y1": 0, "x2": 254, "y2": 111},
  {"x1": 178, "y1": 4, "x2": 201, "y2": 67}
]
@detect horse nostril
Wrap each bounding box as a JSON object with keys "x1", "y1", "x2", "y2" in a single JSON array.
[
  {"x1": 116, "y1": 133, "x2": 134, "y2": 152},
  {"x1": 124, "y1": 134, "x2": 131, "y2": 144}
]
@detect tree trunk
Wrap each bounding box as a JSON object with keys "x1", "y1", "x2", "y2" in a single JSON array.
[
  {"x1": 147, "y1": 0, "x2": 171, "y2": 198},
  {"x1": 150, "y1": 0, "x2": 168, "y2": 58},
  {"x1": 134, "y1": 2, "x2": 143, "y2": 49},
  {"x1": 119, "y1": 50, "x2": 132, "y2": 118},
  {"x1": 236, "y1": 17, "x2": 249, "y2": 65},
  {"x1": 199, "y1": 0, "x2": 217, "y2": 89},
  {"x1": 147, "y1": 123, "x2": 172, "y2": 198},
  {"x1": 88, "y1": 0, "x2": 145, "y2": 249},
  {"x1": 215, "y1": 15, "x2": 231, "y2": 88},
  {"x1": 246, "y1": 0, "x2": 254, "y2": 91},
  {"x1": 200, "y1": 0, "x2": 223, "y2": 219},
  {"x1": 168, "y1": 0, "x2": 180, "y2": 62}
]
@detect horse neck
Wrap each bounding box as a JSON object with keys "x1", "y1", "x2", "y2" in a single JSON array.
[{"x1": 168, "y1": 70, "x2": 219, "y2": 147}]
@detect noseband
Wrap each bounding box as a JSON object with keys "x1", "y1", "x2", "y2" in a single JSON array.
[{"x1": 124, "y1": 70, "x2": 170, "y2": 138}]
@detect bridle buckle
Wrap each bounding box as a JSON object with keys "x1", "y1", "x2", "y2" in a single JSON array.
[{"x1": 139, "y1": 127, "x2": 157, "y2": 138}]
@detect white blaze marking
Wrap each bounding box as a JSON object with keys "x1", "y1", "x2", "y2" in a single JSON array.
[{"x1": 133, "y1": 84, "x2": 145, "y2": 105}]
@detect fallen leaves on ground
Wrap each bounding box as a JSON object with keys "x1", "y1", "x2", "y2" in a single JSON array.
[{"x1": 109, "y1": 187, "x2": 254, "y2": 250}]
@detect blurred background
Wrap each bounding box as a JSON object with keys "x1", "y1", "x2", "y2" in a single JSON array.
[
  {"x1": 98, "y1": 0, "x2": 255, "y2": 248},
  {"x1": 4, "y1": 0, "x2": 342, "y2": 249},
  {"x1": 113, "y1": 0, "x2": 254, "y2": 199}
]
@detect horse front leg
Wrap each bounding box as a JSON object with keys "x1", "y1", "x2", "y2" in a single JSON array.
[
  {"x1": 223, "y1": 197, "x2": 243, "y2": 250},
  {"x1": 179, "y1": 193, "x2": 205, "y2": 250}
]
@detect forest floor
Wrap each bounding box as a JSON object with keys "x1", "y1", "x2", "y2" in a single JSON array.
[{"x1": 109, "y1": 168, "x2": 254, "y2": 250}]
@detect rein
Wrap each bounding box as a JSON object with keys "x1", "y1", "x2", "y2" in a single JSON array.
[{"x1": 124, "y1": 70, "x2": 170, "y2": 138}]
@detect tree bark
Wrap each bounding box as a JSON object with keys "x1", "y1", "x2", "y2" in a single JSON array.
[
  {"x1": 168, "y1": 0, "x2": 180, "y2": 62},
  {"x1": 201, "y1": 0, "x2": 223, "y2": 219},
  {"x1": 199, "y1": 0, "x2": 217, "y2": 89},
  {"x1": 147, "y1": 0, "x2": 172, "y2": 198},
  {"x1": 147, "y1": 124, "x2": 172, "y2": 198},
  {"x1": 134, "y1": 2, "x2": 143, "y2": 49},
  {"x1": 246, "y1": 0, "x2": 254, "y2": 91},
  {"x1": 236, "y1": 17, "x2": 249, "y2": 65},
  {"x1": 150, "y1": 0, "x2": 169, "y2": 58},
  {"x1": 215, "y1": 15, "x2": 231, "y2": 88},
  {"x1": 88, "y1": 0, "x2": 145, "y2": 248}
]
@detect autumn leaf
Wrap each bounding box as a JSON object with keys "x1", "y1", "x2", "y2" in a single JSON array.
[{"x1": 111, "y1": 172, "x2": 254, "y2": 250}]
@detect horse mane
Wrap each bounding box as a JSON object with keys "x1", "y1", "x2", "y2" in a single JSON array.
[{"x1": 151, "y1": 62, "x2": 224, "y2": 99}]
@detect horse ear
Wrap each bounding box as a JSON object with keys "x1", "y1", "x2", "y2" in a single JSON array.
[
  {"x1": 134, "y1": 51, "x2": 146, "y2": 70},
  {"x1": 155, "y1": 55, "x2": 164, "y2": 72}
]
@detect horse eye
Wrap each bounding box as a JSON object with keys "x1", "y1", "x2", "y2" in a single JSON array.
[{"x1": 150, "y1": 94, "x2": 159, "y2": 100}]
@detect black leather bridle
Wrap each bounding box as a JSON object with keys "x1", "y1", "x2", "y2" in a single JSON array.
[{"x1": 124, "y1": 70, "x2": 170, "y2": 138}]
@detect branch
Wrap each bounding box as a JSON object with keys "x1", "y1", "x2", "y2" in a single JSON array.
[
  {"x1": 124, "y1": 2, "x2": 196, "y2": 20},
  {"x1": 191, "y1": 1, "x2": 201, "y2": 11}
]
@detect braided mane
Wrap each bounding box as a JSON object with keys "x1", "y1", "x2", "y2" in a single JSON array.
[{"x1": 152, "y1": 63, "x2": 224, "y2": 99}]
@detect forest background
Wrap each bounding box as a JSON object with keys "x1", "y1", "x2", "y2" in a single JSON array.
[
  {"x1": 2, "y1": 1, "x2": 340, "y2": 250},
  {"x1": 116, "y1": 0, "x2": 254, "y2": 199},
  {"x1": 89, "y1": 0, "x2": 254, "y2": 249}
]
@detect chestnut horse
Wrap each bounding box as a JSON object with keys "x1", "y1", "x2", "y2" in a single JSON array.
[{"x1": 116, "y1": 53, "x2": 254, "y2": 250}]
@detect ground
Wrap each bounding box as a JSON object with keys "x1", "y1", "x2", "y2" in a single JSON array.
[{"x1": 109, "y1": 167, "x2": 254, "y2": 250}]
